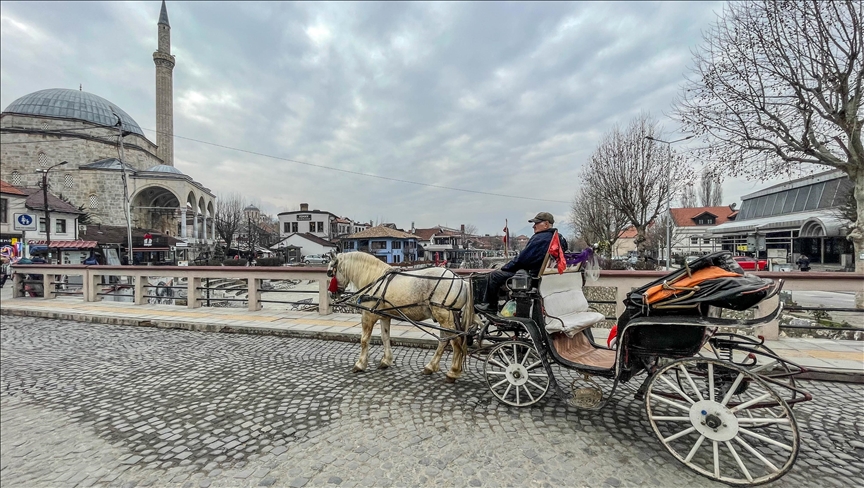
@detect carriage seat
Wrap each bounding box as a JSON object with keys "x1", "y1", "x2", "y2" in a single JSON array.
[
  {"x1": 539, "y1": 271, "x2": 614, "y2": 370},
  {"x1": 539, "y1": 270, "x2": 605, "y2": 337}
]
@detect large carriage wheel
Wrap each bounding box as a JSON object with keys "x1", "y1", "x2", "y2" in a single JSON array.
[
  {"x1": 484, "y1": 341, "x2": 550, "y2": 407},
  {"x1": 645, "y1": 358, "x2": 799, "y2": 486}
]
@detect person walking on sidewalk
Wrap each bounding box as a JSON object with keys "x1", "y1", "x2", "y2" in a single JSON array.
[{"x1": 796, "y1": 254, "x2": 811, "y2": 272}]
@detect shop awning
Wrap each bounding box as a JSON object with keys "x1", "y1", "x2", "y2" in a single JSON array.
[
  {"x1": 132, "y1": 247, "x2": 172, "y2": 251},
  {"x1": 27, "y1": 240, "x2": 99, "y2": 249}
]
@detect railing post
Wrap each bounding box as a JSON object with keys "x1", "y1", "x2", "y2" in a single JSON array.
[
  {"x1": 87, "y1": 271, "x2": 100, "y2": 302},
  {"x1": 134, "y1": 273, "x2": 145, "y2": 305},
  {"x1": 248, "y1": 277, "x2": 261, "y2": 311},
  {"x1": 188, "y1": 277, "x2": 201, "y2": 309},
  {"x1": 757, "y1": 293, "x2": 780, "y2": 340},
  {"x1": 43, "y1": 273, "x2": 56, "y2": 299},
  {"x1": 12, "y1": 271, "x2": 22, "y2": 298},
  {"x1": 319, "y1": 278, "x2": 331, "y2": 315}
]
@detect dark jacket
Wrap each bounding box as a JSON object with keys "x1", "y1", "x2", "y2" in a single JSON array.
[{"x1": 502, "y1": 228, "x2": 568, "y2": 275}]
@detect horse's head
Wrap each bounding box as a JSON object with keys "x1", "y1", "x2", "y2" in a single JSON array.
[{"x1": 326, "y1": 255, "x2": 347, "y2": 293}]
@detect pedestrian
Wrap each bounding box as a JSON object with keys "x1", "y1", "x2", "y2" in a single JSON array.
[
  {"x1": 0, "y1": 257, "x2": 9, "y2": 288},
  {"x1": 796, "y1": 254, "x2": 810, "y2": 272}
]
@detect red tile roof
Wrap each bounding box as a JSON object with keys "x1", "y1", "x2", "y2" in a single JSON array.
[
  {"x1": 0, "y1": 179, "x2": 26, "y2": 196},
  {"x1": 670, "y1": 206, "x2": 737, "y2": 227}
]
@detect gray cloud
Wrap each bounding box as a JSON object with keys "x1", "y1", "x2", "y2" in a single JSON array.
[{"x1": 3, "y1": 0, "x2": 776, "y2": 236}]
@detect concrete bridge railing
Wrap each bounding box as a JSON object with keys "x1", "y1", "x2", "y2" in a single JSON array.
[{"x1": 9, "y1": 265, "x2": 862, "y2": 340}]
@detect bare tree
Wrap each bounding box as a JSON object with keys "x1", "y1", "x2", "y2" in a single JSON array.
[
  {"x1": 568, "y1": 187, "x2": 629, "y2": 257},
  {"x1": 582, "y1": 113, "x2": 692, "y2": 255},
  {"x1": 679, "y1": 185, "x2": 698, "y2": 208},
  {"x1": 214, "y1": 192, "x2": 245, "y2": 252},
  {"x1": 698, "y1": 168, "x2": 724, "y2": 206},
  {"x1": 675, "y1": 0, "x2": 864, "y2": 274}
]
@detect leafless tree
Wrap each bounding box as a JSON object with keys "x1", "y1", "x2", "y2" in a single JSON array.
[
  {"x1": 214, "y1": 192, "x2": 244, "y2": 252},
  {"x1": 679, "y1": 185, "x2": 698, "y2": 208},
  {"x1": 568, "y1": 187, "x2": 629, "y2": 257},
  {"x1": 674, "y1": 0, "x2": 864, "y2": 274},
  {"x1": 698, "y1": 168, "x2": 724, "y2": 207},
  {"x1": 582, "y1": 113, "x2": 692, "y2": 254}
]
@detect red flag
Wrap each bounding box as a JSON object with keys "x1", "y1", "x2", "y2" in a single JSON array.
[
  {"x1": 503, "y1": 219, "x2": 509, "y2": 252},
  {"x1": 548, "y1": 232, "x2": 566, "y2": 274}
]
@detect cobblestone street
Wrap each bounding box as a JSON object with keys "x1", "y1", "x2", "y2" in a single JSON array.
[{"x1": 2, "y1": 316, "x2": 862, "y2": 488}]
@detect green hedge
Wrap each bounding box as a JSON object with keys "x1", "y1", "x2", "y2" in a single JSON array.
[
  {"x1": 223, "y1": 259, "x2": 248, "y2": 266},
  {"x1": 255, "y1": 257, "x2": 285, "y2": 267}
]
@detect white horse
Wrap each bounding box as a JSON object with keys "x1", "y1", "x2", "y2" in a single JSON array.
[{"x1": 327, "y1": 252, "x2": 475, "y2": 382}]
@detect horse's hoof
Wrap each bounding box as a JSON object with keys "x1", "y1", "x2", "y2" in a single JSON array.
[
  {"x1": 444, "y1": 375, "x2": 457, "y2": 384},
  {"x1": 352, "y1": 365, "x2": 366, "y2": 373},
  {"x1": 378, "y1": 362, "x2": 390, "y2": 370},
  {"x1": 422, "y1": 367, "x2": 435, "y2": 375}
]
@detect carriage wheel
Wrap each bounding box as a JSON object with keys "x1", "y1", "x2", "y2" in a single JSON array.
[
  {"x1": 645, "y1": 358, "x2": 799, "y2": 486},
  {"x1": 484, "y1": 341, "x2": 550, "y2": 407}
]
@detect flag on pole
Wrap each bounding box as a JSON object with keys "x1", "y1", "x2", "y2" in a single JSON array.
[
  {"x1": 548, "y1": 232, "x2": 566, "y2": 274},
  {"x1": 503, "y1": 219, "x2": 509, "y2": 254}
]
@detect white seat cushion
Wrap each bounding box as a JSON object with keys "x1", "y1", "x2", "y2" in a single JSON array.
[{"x1": 540, "y1": 271, "x2": 605, "y2": 336}]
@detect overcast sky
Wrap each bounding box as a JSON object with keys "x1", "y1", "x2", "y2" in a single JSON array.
[{"x1": 1, "y1": 1, "x2": 781, "y2": 237}]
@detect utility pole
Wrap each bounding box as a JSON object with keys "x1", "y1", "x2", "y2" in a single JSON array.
[
  {"x1": 113, "y1": 111, "x2": 134, "y2": 265},
  {"x1": 39, "y1": 161, "x2": 68, "y2": 262},
  {"x1": 646, "y1": 135, "x2": 694, "y2": 270}
]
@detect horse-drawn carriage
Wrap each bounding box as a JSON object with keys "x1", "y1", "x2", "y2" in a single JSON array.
[{"x1": 327, "y1": 248, "x2": 812, "y2": 486}]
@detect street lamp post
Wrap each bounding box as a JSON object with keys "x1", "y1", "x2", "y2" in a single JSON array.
[
  {"x1": 645, "y1": 135, "x2": 694, "y2": 270},
  {"x1": 38, "y1": 161, "x2": 69, "y2": 262}
]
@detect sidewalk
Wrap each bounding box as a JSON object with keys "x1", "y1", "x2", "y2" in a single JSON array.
[{"x1": 1, "y1": 294, "x2": 861, "y2": 379}]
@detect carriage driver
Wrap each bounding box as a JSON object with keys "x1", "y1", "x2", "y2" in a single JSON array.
[{"x1": 475, "y1": 212, "x2": 567, "y2": 313}]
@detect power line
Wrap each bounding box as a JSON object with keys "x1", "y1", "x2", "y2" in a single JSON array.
[
  {"x1": 1, "y1": 124, "x2": 571, "y2": 203},
  {"x1": 137, "y1": 127, "x2": 571, "y2": 204}
]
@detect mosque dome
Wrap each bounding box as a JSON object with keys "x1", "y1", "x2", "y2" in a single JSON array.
[
  {"x1": 244, "y1": 204, "x2": 260, "y2": 212},
  {"x1": 145, "y1": 164, "x2": 183, "y2": 174},
  {"x1": 2, "y1": 88, "x2": 145, "y2": 136}
]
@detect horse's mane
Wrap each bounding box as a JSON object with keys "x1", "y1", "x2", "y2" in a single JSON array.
[{"x1": 338, "y1": 252, "x2": 392, "y2": 289}]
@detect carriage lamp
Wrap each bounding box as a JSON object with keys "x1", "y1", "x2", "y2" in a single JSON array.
[{"x1": 507, "y1": 270, "x2": 531, "y2": 291}]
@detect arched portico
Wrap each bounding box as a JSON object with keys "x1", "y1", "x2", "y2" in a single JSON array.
[{"x1": 131, "y1": 185, "x2": 182, "y2": 236}]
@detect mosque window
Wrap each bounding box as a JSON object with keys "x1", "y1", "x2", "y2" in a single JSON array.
[
  {"x1": 88, "y1": 194, "x2": 100, "y2": 209},
  {"x1": 40, "y1": 123, "x2": 49, "y2": 131},
  {"x1": 64, "y1": 174, "x2": 73, "y2": 188},
  {"x1": 38, "y1": 152, "x2": 48, "y2": 168},
  {"x1": 11, "y1": 171, "x2": 22, "y2": 186}
]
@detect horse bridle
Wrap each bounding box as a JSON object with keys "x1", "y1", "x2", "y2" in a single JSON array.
[{"x1": 326, "y1": 258, "x2": 338, "y2": 278}]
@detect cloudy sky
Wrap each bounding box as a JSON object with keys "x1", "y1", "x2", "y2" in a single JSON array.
[{"x1": 1, "y1": 1, "x2": 777, "y2": 236}]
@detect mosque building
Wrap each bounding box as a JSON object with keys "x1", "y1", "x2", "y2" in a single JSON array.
[{"x1": 0, "y1": 1, "x2": 216, "y2": 257}]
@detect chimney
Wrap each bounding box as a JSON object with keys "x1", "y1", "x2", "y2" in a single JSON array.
[
  {"x1": 300, "y1": 203, "x2": 309, "y2": 211},
  {"x1": 410, "y1": 221, "x2": 415, "y2": 234},
  {"x1": 460, "y1": 224, "x2": 465, "y2": 234}
]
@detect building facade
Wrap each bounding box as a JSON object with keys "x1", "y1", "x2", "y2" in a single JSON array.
[
  {"x1": 711, "y1": 170, "x2": 854, "y2": 267},
  {"x1": 341, "y1": 225, "x2": 418, "y2": 264},
  {"x1": 669, "y1": 206, "x2": 738, "y2": 257},
  {"x1": 0, "y1": 2, "x2": 216, "y2": 258}
]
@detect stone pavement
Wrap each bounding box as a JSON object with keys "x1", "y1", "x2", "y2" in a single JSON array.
[
  {"x1": 2, "y1": 316, "x2": 863, "y2": 488},
  {"x1": 1, "y1": 295, "x2": 862, "y2": 376}
]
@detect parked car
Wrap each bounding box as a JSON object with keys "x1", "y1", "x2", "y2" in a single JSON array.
[
  {"x1": 733, "y1": 255, "x2": 768, "y2": 271},
  {"x1": 303, "y1": 254, "x2": 330, "y2": 265}
]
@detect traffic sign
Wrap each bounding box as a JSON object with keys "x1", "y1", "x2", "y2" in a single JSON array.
[{"x1": 13, "y1": 213, "x2": 37, "y2": 231}]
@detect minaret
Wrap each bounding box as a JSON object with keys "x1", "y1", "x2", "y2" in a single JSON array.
[{"x1": 153, "y1": 0, "x2": 175, "y2": 166}]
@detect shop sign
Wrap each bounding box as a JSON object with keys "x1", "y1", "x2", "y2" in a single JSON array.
[
  {"x1": 296, "y1": 214, "x2": 312, "y2": 221},
  {"x1": 143, "y1": 233, "x2": 153, "y2": 247}
]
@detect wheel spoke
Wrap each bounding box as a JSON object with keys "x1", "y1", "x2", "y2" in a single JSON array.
[
  {"x1": 502, "y1": 382, "x2": 513, "y2": 400},
  {"x1": 684, "y1": 434, "x2": 706, "y2": 463},
  {"x1": 521, "y1": 385, "x2": 534, "y2": 403},
  {"x1": 491, "y1": 378, "x2": 509, "y2": 390},
  {"x1": 739, "y1": 427, "x2": 793, "y2": 451},
  {"x1": 515, "y1": 382, "x2": 520, "y2": 404},
  {"x1": 712, "y1": 440, "x2": 720, "y2": 479},
  {"x1": 725, "y1": 440, "x2": 753, "y2": 482},
  {"x1": 486, "y1": 371, "x2": 507, "y2": 376},
  {"x1": 659, "y1": 375, "x2": 696, "y2": 405},
  {"x1": 663, "y1": 426, "x2": 696, "y2": 443},
  {"x1": 526, "y1": 379, "x2": 546, "y2": 391},
  {"x1": 525, "y1": 359, "x2": 543, "y2": 371},
  {"x1": 649, "y1": 393, "x2": 691, "y2": 413},
  {"x1": 708, "y1": 363, "x2": 715, "y2": 402},
  {"x1": 487, "y1": 359, "x2": 507, "y2": 369},
  {"x1": 748, "y1": 360, "x2": 778, "y2": 374},
  {"x1": 652, "y1": 416, "x2": 691, "y2": 421},
  {"x1": 520, "y1": 347, "x2": 530, "y2": 366},
  {"x1": 721, "y1": 372, "x2": 745, "y2": 406},
  {"x1": 729, "y1": 393, "x2": 773, "y2": 413},
  {"x1": 678, "y1": 364, "x2": 704, "y2": 401},
  {"x1": 527, "y1": 373, "x2": 547, "y2": 378},
  {"x1": 734, "y1": 436, "x2": 780, "y2": 473},
  {"x1": 737, "y1": 418, "x2": 790, "y2": 425}
]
